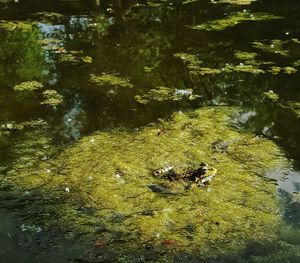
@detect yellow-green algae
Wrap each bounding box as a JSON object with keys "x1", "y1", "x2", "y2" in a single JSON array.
[
  {"x1": 234, "y1": 51, "x2": 257, "y2": 61},
  {"x1": 189, "y1": 12, "x2": 282, "y2": 31},
  {"x1": 58, "y1": 51, "x2": 93, "y2": 65},
  {"x1": 3, "y1": 106, "x2": 289, "y2": 257},
  {"x1": 41, "y1": 89, "x2": 63, "y2": 107},
  {"x1": 211, "y1": 0, "x2": 257, "y2": 5},
  {"x1": 0, "y1": 20, "x2": 33, "y2": 32},
  {"x1": 252, "y1": 40, "x2": 289, "y2": 56},
  {"x1": 13, "y1": 81, "x2": 44, "y2": 91},
  {"x1": 90, "y1": 73, "x2": 133, "y2": 89},
  {"x1": 135, "y1": 86, "x2": 200, "y2": 104},
  {"x1": 263, "y1": 90, "x2": 279, "y2": 102}
]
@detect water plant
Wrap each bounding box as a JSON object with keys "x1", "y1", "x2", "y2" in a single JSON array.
[
  {"x1": 135, "y1": 86, "x2": 200, "y2": 104},
  {"x1": 41, "y1": 90, "x2": 63, "y2": 107},
  {"x1": 1, "y1": 106, "x2": 289, "y2": 259},
  {"x1": 90, "y1": 73, "x2": 133, "y2": 89},
  {"x1": 189, "y1": 12, "x2": 282, "y2": 31},
  {"x1": 13, "y1": 81, "x2": 44, "y2": 91}
]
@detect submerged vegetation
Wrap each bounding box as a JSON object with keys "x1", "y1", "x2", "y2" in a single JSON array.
[{"x1": 1, "y1": 107, "x2": 290, "y2": 259}]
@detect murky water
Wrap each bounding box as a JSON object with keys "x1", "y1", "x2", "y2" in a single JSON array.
[{"x1": 0, "y1": 0, "x2": 300, "y2": 262}]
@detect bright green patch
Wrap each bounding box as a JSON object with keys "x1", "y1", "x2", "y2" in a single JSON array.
[
  {"x1": 293, "y1": 60, "x2": 300, "y2": 67},
  {"x1": 90, "y1": 73, "x2": 133, "y2": 89},
  {"x1": 189, "y1": 12, "x2": 282, "y2": 31},
  {"x1": 224, "y1": 64, "x2": 265, "y2": 74},
  {"x1": 13, "y1": 81, "x2": 44, "y2": 91},
  {"x1": 41, "y1": 90, "x2": 63, "y2": 107},
  {"x1": 234, "y1": 51, "x2": 257, "y2": 61},
  {"x1": 135, "y1": 86, "x2": 200, "y2": 104},
  {"x1": 0, "y1": 20, "x2": 33, "y2": 32},
  {"x1": 283, "y1": 66, "x2": 297, "y2": 74},
  {"x1": 263, "y1": 90, "x2": 279, "y2": 102},
  {"x1": 212, "y1": 0, "x2": 257, "y2": 5}
]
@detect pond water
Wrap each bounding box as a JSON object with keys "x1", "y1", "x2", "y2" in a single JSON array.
[{"x1": 0, "y1": 0, "x2": 300, "y2": 262}]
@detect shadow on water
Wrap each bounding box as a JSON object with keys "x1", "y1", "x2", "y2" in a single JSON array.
[{"x1": 1, "y1": 0, "x2": 300, "y2": 262}]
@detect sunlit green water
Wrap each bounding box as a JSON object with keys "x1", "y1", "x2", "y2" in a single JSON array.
[{"x1": 0, "y1": 0, "x2": 300, "y2": 262}]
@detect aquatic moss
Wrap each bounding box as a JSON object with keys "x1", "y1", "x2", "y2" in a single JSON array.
[
  {"x1": 58, "y1": 51, "x2": 93, "y2": 65},
  {"x1": 224, "y1": 64, "x2": 265, "y2": 74},
  {"x1": 41, "y1": 90, "x2": 63, "y2": 107},
  {"x1": 13, "y1": 81, "x2": 44, "y2": 91},
  {"x1": 90, "y1": 73, "x2": 133, "y2": 89},
  {"x1": 293, "y1": 60, "x2": 300, "y2": 67},
  {"x1": 212, "y1": 0, "x2": 257, "y2": 5},
  {"x1": 189, "y1": 12, "x2": 282, "y2": 31},
  {"x1": 0, "y1": 20, "x2": 33, "y2": 32},
  {"x1": 263, "y1": 90, "x2": 279, "y2": 102},
  {"x1": 252, "y1": 40, "x2": 289, "y2": 56},
  {"x1": 282, "y1": 101, "x2": 300, "y2": 118},
  {"x1": 135, "y1": 86, "x2": 200, "y2": 104},
  {"x1": 174, "y1": 52, "x2": 203, "y2": 72},
  {"x1": 29, "y1": 12, "x2": 64, "y2": 24},
  {"x1": 234, "y1": 51, "x2": 257, "y2": 61},
  {"x1": 196, "y1": 67, "x2": 222, "y2": 75},
  {"x1": 2, "y1": 106, "x2": 289, "y2": 257},
  {"x1": 283, "y1": 66, "x2": 297, "y2": 74}
]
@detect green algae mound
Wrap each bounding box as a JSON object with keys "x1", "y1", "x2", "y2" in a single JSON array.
[{"x1": 2, "y1": 106, "x2": 289, "y2": 257}]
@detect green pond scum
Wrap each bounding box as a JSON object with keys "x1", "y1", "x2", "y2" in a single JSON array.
[
  {"x1": 1, "y1": 106, "x2": 291, "y2": 260},
  {"x1": 189, "y1": 12, "x2": 283, "y2": 31}
]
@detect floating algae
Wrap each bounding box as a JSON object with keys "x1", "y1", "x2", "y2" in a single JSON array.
[
  {"x1": 211, "y1": 0, "x2": 257, "y2": 5},
  {"x1": 135, "y1": 86, "x2": 200, "y2": 104},
  {"x1": 13, "y1": 81, "x2": 44, "y2": 92},
  {"x1": 1, "y1": 106, "x2": 290, "y2": 259},
  {"x1": 58, "y1": 51, "x2": 92, "y2": 65},
  {"x1": 41, "y1": 90, "x2": 63, "y2": 107},
  {"x1": 90, "y1": 73, "x2": 133, "y2": 89},
  {"x1": 234, "y1": 51, "x2": 258, "y2": 61},
  {"x1": 0, "y1": 20, "x2": 33, "y2": 32},
  {"x1": 252, "y1": 40, "x2": 289, "y2": 56},
  {"x1": 189, "y1": 12, "x2": 282, "y2": 31}
]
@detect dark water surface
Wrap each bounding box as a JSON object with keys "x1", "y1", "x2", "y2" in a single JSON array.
[{"x1": 0, "y1": 0, "x2": 300, "y2": 262}]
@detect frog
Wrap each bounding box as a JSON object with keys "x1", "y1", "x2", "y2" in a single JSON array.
[{"x1": 153, "y1": 162, "x2": 217, "y2": 188}]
